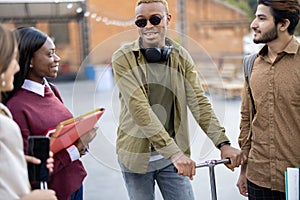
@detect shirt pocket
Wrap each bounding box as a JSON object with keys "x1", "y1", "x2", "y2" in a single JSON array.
[{"x1": 290, "y1": 92, "x2": 300, "y2": 107}]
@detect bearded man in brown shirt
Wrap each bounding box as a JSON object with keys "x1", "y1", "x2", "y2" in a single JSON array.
[{"x1": 237, "y1": 0, "x2": 300, "y2": 199}]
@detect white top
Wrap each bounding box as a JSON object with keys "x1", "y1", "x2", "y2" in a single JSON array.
[{"x1": 0, "y1": 103, "x2": 30, "y2": 199}]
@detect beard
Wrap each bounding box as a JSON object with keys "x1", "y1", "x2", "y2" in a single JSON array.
[{"x1": 253, "y1": 26, "x2": 278, "y2": 44}]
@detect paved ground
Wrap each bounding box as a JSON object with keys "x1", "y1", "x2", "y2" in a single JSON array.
[{"x1": 55, "y1": 78, "x2": 247, "y2": 200}]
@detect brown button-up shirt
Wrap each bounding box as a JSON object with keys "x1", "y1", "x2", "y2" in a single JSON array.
[{"x1": 239, "y1": 37, "x2": 300, "y2": 192}]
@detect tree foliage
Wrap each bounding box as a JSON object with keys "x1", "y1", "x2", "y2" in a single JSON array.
[{"x1": 222, "y1": 0, "x2": 256, "y2": 21}]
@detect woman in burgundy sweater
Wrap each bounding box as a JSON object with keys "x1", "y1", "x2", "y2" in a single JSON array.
[{"x1": 4, "y1": 27, "x2": 95, "y2": 200}]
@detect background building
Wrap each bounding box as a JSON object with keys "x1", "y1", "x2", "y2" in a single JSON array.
[
  {"x1": 87, "y1": 0, "x2": 248, "y2": 64},
  {"x1": 0, "y1": 0, "x2": 249, "y2": 96}
]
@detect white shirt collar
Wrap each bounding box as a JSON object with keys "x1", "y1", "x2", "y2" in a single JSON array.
[{"x1": 21, "y1": 78, "x2": 51, "y2": 97}]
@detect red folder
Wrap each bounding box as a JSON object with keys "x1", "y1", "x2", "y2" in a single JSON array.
[{"x1": 47, "y1": 108, "x2": 105, "y2": 154}]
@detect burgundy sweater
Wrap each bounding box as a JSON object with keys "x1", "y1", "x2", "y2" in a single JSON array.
[{"x1": 6, "y1": 84, "x2": 86, "y2": 200}]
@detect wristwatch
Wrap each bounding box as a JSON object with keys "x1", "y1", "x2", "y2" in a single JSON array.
[{"x1": 217, "y1": 141, "x2": 231, "y2": 149}]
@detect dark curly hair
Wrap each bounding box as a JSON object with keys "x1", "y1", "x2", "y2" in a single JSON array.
[{"x1": 258, "y1": 0, "x2": 300, "y2": 35}]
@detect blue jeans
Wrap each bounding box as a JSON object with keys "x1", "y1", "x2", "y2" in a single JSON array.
[
  {"x1": 70, "y1": 185, "x2": 83, "y2": 200},
  {"x1": 120, "y1": 162, "x2": 195, "y2": 200}
]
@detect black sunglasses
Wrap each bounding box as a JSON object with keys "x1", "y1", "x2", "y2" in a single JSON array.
[{"x1": 135, "y1": 15, "x2": 164, "y2": 28}]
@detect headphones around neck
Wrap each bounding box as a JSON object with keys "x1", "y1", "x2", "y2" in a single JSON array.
[{"x1": 141, "y1": 46, "x2": 173, "y2": 63}]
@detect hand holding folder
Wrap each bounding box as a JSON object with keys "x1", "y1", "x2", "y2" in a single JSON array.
[
  {"x1": 74, "y1": 127, "x2": 97, "y2": 156},
  {"x1": 46, "y1": 108, "x2": 105, "y2": 154}
]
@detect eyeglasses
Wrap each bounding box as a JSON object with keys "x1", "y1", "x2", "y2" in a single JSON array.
[{"x1": 135, "y1": 15, "x2": 164, "y2": 28}]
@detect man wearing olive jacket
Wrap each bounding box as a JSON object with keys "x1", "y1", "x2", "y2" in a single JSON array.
[{"x1": 112, "y1": 0, "x2": 245, "y2": 199}]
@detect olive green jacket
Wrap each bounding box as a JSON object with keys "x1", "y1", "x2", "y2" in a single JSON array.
[{"x1": 112, "y1": 38, "x2": 229, "y2": 173}]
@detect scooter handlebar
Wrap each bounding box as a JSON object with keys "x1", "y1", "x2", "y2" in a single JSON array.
[{"x1": 196, "y1": 158, "x2": 230, "y2": 168}]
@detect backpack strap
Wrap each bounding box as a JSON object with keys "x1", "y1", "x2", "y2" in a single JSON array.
[
  {"x1": 243, "y1": 53, "x2": 257, "y2": 86},
  {"x1": 242, "y1": 53, "x2": 257, "y2": 143},
  {"x1": 49, "y1": 83, "x2": 57, "y2": 96}
]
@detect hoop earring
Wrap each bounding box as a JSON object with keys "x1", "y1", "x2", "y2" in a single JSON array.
[{"x1": 0, "y1": 73, "x2": 5, "y2": 87}]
